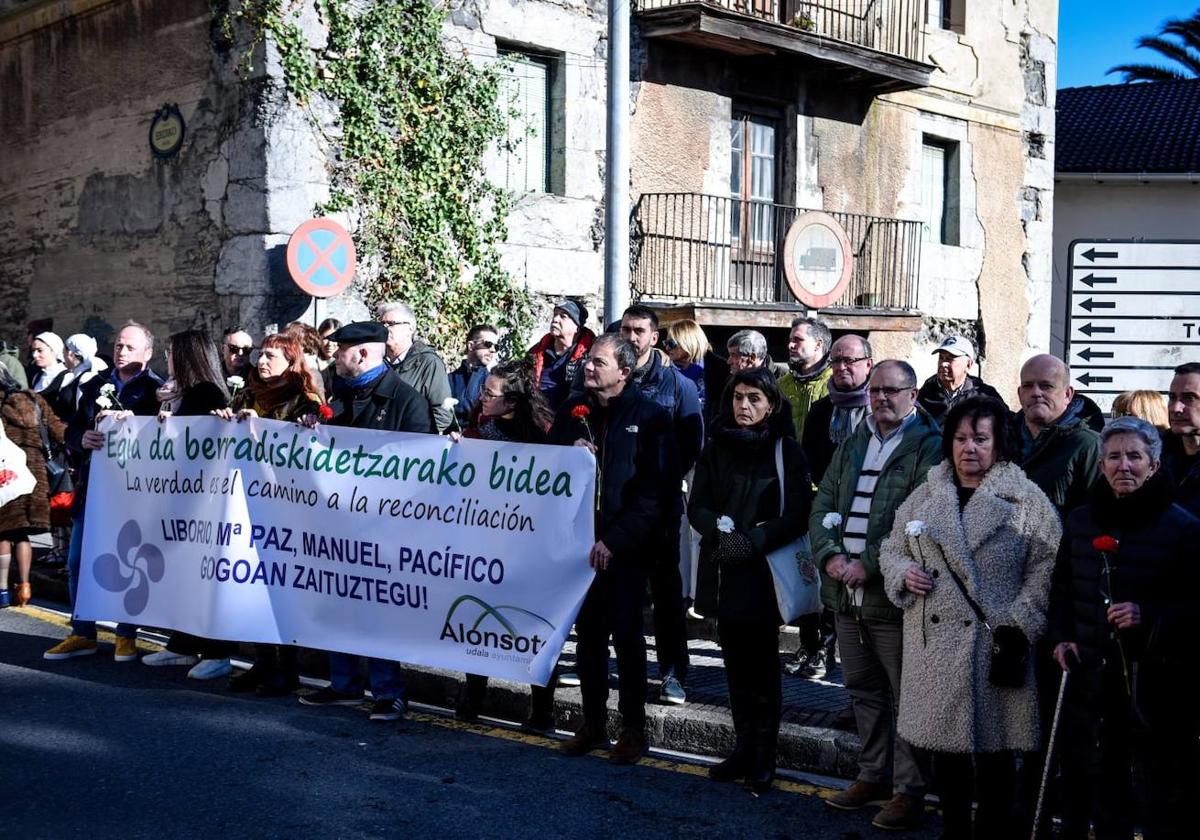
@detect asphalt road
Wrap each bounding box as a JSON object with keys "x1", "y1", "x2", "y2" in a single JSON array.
[{"x1": 0, "y1": 605, "x2": 942, "y2": 839}]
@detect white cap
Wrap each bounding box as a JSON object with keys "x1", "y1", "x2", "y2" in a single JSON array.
[{"x1": 933, "y1": 335, "x2": 975, "y2": 359}]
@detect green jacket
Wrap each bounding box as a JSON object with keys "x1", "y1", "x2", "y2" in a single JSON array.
[
  {"x1": 1012, "y1": 411, "x2": 1101, "y2": 519},
  {"x1": 0, "y1": 346, "x2": 28, "y2": 389},
  {"x1": 778, "y1": 363, "x2": 832, "y2": 440},
  {"x1": 810, "y1": 408, "x2": 943, "y2": 620}
]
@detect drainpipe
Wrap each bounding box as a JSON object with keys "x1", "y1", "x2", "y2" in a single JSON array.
[{"x1": 603, "y1": 0, "x2": 631, "y2": 324}]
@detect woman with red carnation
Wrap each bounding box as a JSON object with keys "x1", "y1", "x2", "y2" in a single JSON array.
[
  {"x1": 1049, "y1": 414, "x2": 1200, "y2": 840},
  {"x1": 212, "y1": 331, "x2": 323, "y2": 697},
  {"x1": 451, "y1": 359, "x2": 560, "y2": 731}
]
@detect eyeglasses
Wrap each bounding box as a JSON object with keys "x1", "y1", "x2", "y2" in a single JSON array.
[
  {"x1": 662, "y1": 338, "x2": 678, "y2": 352},
  {"x1": 479, "y1": 390, "x2": 506, "y2": 402},
  {"x1": 868, "y1": 386, "x2": 911, "y2": 398},
  {"x1": 474, "y1": 340, "x2": 497, "y2": 350},
  {"x1": 381, "y1": 320, "x2": 412, "y2": 328},
  {"x1": 831, "y1": 356, "x2": 869, "y2": 367},
  {"x1": 226, "y1": 345, "x2": 252, "y2": 355}
]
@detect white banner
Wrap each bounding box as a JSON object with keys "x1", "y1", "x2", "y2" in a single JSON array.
[{"x1": 77, "y1": 416, "x2": 596, "y2": 685}]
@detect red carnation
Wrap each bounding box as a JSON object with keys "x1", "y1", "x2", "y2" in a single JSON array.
[
  {"x1": 49, "y1": 491, "x2": 74, "y2": 510},
  {"x1": 1092, "y1": 535, "x2": 1120, "y2": 554},
  {"x1": 318, "y1": 404, "x2": 334, "y2": 421},
  {"x1": 571, "y1": 404, "x2": 590, "y2": 420},
  {"x1": 0, "y1": 469, "x2": 16, "y2": 487}
]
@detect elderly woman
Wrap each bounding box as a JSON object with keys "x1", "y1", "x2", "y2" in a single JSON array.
[
  {"x1": 879, "y1": 396, "x2": 1060, "y2": 839},
  {"x1": 1049, "y1": 415, "x2": 1200, "y2": 840},
  {"x1": 689, "y1": 367, "x2": 812, "y2": 792}
]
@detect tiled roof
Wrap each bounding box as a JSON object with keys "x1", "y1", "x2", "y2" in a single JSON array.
[{"x1": 1056, "y1": 79, "x2": 1200, "y2": 173}]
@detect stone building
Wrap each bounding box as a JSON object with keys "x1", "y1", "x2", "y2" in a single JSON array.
[{"x1": 0, "y1": 0, "x2": 1056, "y2": 396}]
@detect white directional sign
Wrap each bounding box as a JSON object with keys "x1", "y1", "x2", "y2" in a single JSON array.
[{"x1": 1066, "y1": 240, "x2": 1200, "y2": 412}]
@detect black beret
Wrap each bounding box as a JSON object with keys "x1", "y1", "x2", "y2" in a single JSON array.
[{"x1": 326, "y1": 321, "x2": 388, "y2": 346}]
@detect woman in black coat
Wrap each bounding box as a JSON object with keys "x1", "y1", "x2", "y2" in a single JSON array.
[
  {"x1": 688, "y1": 367, "x2": 812, "y2": 792},
  {"x1": 1049, "y1": 415, "x2": 1200, "y2": 840},
  {"x1": 139, "y1": 329, "x2": 233, "y2": 679}
]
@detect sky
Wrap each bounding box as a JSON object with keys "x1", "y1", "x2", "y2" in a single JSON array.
[{"x1": 1057, "y1": 0, "x2": 1198, "y2": 89}]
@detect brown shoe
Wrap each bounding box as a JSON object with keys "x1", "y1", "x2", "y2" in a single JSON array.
[
  {"x1": 825, "y1": 780, "x2": 892, "y2": 811},
  {"x1": 560, "y1": 723, "x2": 606, "y2": 757},
  {"x1": 608, "y1": 728, "x2": 647, "y2": 765},
  {"x1": 871, "y1": 793, "x2": 925, "y2": 831}
]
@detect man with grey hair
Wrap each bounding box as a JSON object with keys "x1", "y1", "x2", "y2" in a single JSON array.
[
  {"x1": 376, "y1": 301, "x2": 454, "y2": 432},
  {"x1": 802, "y1": 334, "x2": 873, "y2": 485},
  {"x1": 811, "y1": 359, "x2": 941, "y2": 830},
  {"x1": 725, "y1": 329, "x2": 770, "y2": 373}
]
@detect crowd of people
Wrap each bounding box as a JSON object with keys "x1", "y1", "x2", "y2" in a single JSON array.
[{"x1": 2, "y1": 300, "x2": 1198, "y2": 839}]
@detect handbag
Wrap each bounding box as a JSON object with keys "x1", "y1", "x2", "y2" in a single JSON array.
[
  {"x1": 31, "y1": 398, "x2": 73, "y2": 495},
  {"x1": 942, "y1": 560, "x2": 1029, "y2": 688},
  {"x1": 0, "y1": 418, "x2": 37, "y2": 508},
  {"x1": 764, "y1": 439, "x2": 822, "y2": 623}
]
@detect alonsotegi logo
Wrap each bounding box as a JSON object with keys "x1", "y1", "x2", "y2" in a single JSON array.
[
  {"x1": 440, "y1": 595, "x2": 555, "y2": 658},
  {"x1": 93, "y1": 520, "x2": 165, "y2": 616}
]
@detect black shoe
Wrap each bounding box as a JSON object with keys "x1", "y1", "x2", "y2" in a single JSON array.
[
  {"x1": 229, "y1": 665, "x2": 267, "y2": 693},
  {"x1": 806, "y1": 649, "x2": 828, "y2": 680},
  {"x1": 784, "y1": 649, "x2": 816, "y2": 677},
  {"x1": 298, "y1": 686, "x2": 363, "y2": 707},
  {"x1": 744, "y1": 768, "x2": 775, "y2": 794},
  {"x1": 708, "y1": 752, "x2": 750, "y2": 783},
  {"x1": 455, "y1": 703, "x2": 481, "y2": 723},
  {"x1": 521, "y1": 714, "x2": 555, "y2": 735},
  {"x1": 369, "y1": 698, "x2": 406, "y2": 721},
  {"x1": 256, "y1": 673, "x2": 300, "y2": 698}
]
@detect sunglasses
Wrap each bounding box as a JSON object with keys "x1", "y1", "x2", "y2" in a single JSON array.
[
  {"x1": 226, "y1": 345, "x2": 253, "y2": 355},
  {"x1": 474, "y1": 340, "x2": 497, "y2": 350},
  {"x1": 662, "y1": 338, "x2": 679, "y2": 352}
]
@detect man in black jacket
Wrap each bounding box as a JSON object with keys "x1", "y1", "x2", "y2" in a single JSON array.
[
  {"x1": 1164, "y1": 362, "x2": 1200, "y2": 516},
  {"x1": 297, "y1": 322, "x2": 433, "y2": 723},
  {"x1": 552, "y1": 334, "x2": 679, "y2": 765},
  {"x1": 915, "y1": 335, "x2": 1003, "y2": 425}
]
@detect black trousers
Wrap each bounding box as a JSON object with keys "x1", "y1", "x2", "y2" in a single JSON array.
[
  {"x1": 649, "y1": 527, "x2": 689, "y2": 683},
  {"x1": 718, "y1": 620, "x2": 781, "y2": 774},
  {"x1": 576, "y1": 560, "x2": 648, "y2": 733},
  {"x1": 798, "y1": 607, "x2": 836, "y2": 655},
  {"x1": 249, "y1": 643, "x2": 297, "y2": 680},
  {"x1": 933, "y1": 751, "x2": 1019, "y2": 840},
  {"x1": 463, "y1": 672, "x2": 557, "y2": 722},
  {"x1": 165, "y1": 630, "x2": 234, "y2": 659}
]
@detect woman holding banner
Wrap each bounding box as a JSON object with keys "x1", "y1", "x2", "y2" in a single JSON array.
[
  {"x1": 688, "y1": 367, "x2": 812, "y2": 792},
  {"x1": 213, "y1": 332, "x2": 323, "y2": 697},
  {"x1": 452, "y1": 359, "x2": 560, "y2": 731},
  {"x1": 140, "y1": 329, "x2": 233, "y2": 678}
]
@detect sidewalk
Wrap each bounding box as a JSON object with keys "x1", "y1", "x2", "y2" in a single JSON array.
[{"x1": 28, "y1": 553, "x2": 863, "y2": 779}]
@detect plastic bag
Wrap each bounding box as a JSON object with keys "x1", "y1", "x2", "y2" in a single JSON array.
[{"x1": 0, "y1": 419, "x2": 37, "y2": 508}]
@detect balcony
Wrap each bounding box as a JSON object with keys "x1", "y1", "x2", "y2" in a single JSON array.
[
  {"x1": 631, "y1": 192, "x2": 922, "y2": 328},
  {"x1": 635, "y1": 0, "x2": 932, "y2": 93}
]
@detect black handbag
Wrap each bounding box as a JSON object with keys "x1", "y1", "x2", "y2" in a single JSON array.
[
  {"x1": 943, "y1": 561, "x2": 1029, "y2": 688},
  {"x1": 32, "y1": 398, "x2": 72, "y2": 495}
]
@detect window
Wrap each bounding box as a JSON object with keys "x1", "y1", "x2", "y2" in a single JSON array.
[
  {"x1": 730, "y1": 112, "x2": 778, "y2": 248},
  {"x1": 928, "y1": 0, "x2": 965, "y2": 33},
  {"x1": 489, "y1": 50, "x2": 556, "y2": 194},
  {"x1": 921, "y1": 137, "x2": 960, "y2": 246}
]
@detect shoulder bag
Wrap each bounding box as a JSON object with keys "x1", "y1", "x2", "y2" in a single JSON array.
[
  {"x1": 942, "y1": 560, "x2": 1028, "y2": 688},
  {"x1": 765, "y1": 439, "x2": 822, "y2": 622},
  {"x1": 31, "y1": 398, "x2": 73, "y2": 495}
]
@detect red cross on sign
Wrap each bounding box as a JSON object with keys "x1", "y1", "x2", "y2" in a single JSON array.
[{"x1": 286, "y1": 218, "x2": 357, "y2": 298}]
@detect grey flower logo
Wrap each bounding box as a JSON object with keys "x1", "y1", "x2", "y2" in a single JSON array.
[{"x1": 93, "y1": 520, "x2": 165, "y2": 616}]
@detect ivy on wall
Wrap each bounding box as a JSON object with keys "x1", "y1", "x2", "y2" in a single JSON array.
[{"x1": 227, "y1": 0, "x2": 534, "y2": 355}]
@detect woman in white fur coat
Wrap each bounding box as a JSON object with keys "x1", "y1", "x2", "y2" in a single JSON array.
[{"x1": 880, "y1": 396, "x2": 1060, "y2": 840}]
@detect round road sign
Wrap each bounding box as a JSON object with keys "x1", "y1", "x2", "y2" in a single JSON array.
[
  {"x1": 781, "y1": 211, "x2": 855, "y2": 308},
  {"x1": 286, "y1": 218, "x2": 357, "y2": 298}
]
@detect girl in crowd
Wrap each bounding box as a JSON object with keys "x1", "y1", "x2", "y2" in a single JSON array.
[
  {"x1": 880, "y1": 396, "x2": 1060, "y2": 839},
  {"x1": 215, "y1": 332, "x2": 323, "y2": 697},
  {"x1": 317, "y1": 317, "x2": 342, "y2": 371},
  {"x1": 1050, "y1": 415, "x2": 1200, "y2": 840},
  {"x1": 663, "y1": 319, "x2": 711, "y2": 413},
  {"x1": 141, "y1": 329, "x2": 232, "y2": 678},
  {"x1": 688, "y1": 367, "x2": 812, "y2": 792},
  {"x1": 452, "y1": 359, "x2": 559, "y2": 731},
  {"x1": 30, "y1": 331, "x2": 70, "y2": 419},
  {"x1": 0, "y1": 366, "x2": 66, "y2": 607}
]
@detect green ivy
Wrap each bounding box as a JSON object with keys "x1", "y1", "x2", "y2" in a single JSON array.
[{"x1": 227, "y1": 0, "x2": 534, "y2": 356}]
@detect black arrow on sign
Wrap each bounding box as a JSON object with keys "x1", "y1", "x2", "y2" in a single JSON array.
[
  {"x1": 1077, "y1": 348, "x2": 1114, "y2": 361},
  {"x1": 1079, "y1": 298, "x2": 1117, "y2": 312},
  {"x1": 1079, "y1": 323, "x2": 1115, "y2": 336},
  {"x1": 1076, "y1": 372, "x2": 1113, "y2": 387},
  {"x1": 1082, "y1": 248, "x2": 1119, "y2": 261},
  {"x1": 1079, "y1": 274, "x2": 1117, "y2": 287}
]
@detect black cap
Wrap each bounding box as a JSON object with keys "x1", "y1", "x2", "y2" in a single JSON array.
[
  {"x1": 326, "y1": 321, "x2": 388, "y2": 346},
  {"x1": 554, "y1": 299, "x2": 587, "y2": 328}
]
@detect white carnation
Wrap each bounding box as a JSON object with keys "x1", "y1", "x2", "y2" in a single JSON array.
[
  {"x1": 226, "y1": 376, "x2": 244, "y2": 391},
  {"x1": 822, "y1": 512, "x2": 843, "y2": 531},
  {"x1": 905, "y1": 520, "x2": 925, "y2": 537},
  {"x1": 95, "y1": 395, "x2": 113, "y2": 409},
  {"x1": 99, "y1": 383, "x2": 116, "y2": 396},
  {"x1": 716, "y1": 515, "x2": 734, "y2": 534},
  {"x1": 441, "y1": 397, "x2": 459, "y2": 410}
]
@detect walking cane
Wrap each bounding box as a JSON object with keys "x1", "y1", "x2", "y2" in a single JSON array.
[{"x1": 1030, "y1": 669, "x2": 1069, "y2": 840}]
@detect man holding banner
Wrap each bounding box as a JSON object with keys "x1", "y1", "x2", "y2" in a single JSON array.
[
  {"x1": 552, "y1": 334, "x2": 680, "y2": 765},
  {"x1": 297, "y1": 322, "x2": 432, "y2": 722}
]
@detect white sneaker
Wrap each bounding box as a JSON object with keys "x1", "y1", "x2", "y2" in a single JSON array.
[
  {"x1": 142, "y1": 650, "x2": 199, "y2": 667},
  {"x1": 188, "y1": 658, "x2": 233, "y2": 680}
]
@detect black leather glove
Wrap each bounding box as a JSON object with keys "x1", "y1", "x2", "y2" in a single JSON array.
[{"x1": 712, "y1": 530, "x2": 754, "y2": 566}]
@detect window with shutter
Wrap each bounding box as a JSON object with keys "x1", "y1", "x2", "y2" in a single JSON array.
[{"x1": 489, "y1": 50, "x2": 553, "y2": 195}]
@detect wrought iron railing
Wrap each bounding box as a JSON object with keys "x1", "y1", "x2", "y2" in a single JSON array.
[
  {"x1": 631, "y1": 192, "x2": 921, "y2": 310},
  {"x1": 634, "y1": 0, "x2": 927, "y2": 64}
]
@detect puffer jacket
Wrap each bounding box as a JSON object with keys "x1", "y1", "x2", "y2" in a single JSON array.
[
  {"x1": 389, "y1": 340, "x2": 453, "y2": 432},
  {"x1": 1012, "y1": 408, "x2": 1101, "y2": 519},
  {"x1": 1049, "y1": 473, "x2": 1200, "y2": 735},
  {"x1": 810, "y1": 409, "x2": 943, "y2": 621},
  {"x1": 688, "y1": 409, "x2": 812, "y2": 623},
  {"x1": 879, "y1": 461, "x2": 1061, "y2": 752}
]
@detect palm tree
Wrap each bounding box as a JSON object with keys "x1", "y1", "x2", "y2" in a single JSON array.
[{"x1": 1107, "y1": 10, "x2": 1200, "y2": 82}]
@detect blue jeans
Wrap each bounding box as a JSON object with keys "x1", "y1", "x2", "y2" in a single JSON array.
[
  {"x1": 68, "y1": 514, "x2": 136, "y2": 640},
  {"x1": 328, "y1": 653, "x2": 404, "y2": 701}
]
